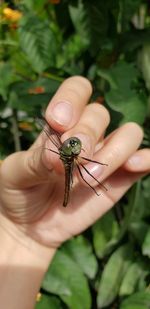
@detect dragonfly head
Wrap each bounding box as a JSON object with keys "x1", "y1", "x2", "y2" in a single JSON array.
[{"x1": 61, "y1": 137, "x2": 82, "y2": 156}]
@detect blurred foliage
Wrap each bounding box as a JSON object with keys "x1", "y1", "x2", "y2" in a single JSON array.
[{"x1": 0, "y1": 0, "x2": 150, "y2": 308}]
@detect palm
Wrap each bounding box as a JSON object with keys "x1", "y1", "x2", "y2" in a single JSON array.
[{"x1": 0, "y1": 156, "x2": 136, "y2": 248}]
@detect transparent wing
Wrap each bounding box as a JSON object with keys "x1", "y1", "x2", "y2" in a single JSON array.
[{"x1": 36, "y1": 116, "x2": 62, "y2": 149}]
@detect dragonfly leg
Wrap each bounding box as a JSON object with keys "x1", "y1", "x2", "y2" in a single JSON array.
[
  {"x1": 76, "y1": 164, "x2": 100, "y2": 196},
  {"x1": 80, "y1": 156, "x2": 108, "y2": 166},
  {"x1": 80, "y1": 163, "x2": 108, "y2": 191},
  {"x1": 44, "y1": 147, "x2": 59, "y2": 155}
]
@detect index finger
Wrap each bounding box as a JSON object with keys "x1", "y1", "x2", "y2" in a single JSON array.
[
  {"x1": 30, "y1": 76, "x2": 93, "y2": 175},
  {"x1": 45, "y1": 76, "x2": 92, "y2": 132}
]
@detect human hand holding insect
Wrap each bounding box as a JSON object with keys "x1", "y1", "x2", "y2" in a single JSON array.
[
  {"x1": 0, "y1": 76, "x2": 150, "y2": 250},
  {"x1": 0, "y1": 76, "x2": 150, "y2": 309}
]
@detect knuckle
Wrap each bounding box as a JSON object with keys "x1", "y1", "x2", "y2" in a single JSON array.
[
  {"x1": 77, "y1": 123, "x2": 97, "y2": 142},
  {"x1": 63, "y1": 76, "x2": 93, "y2": 95},
  {"x1": 90, "y1": 103, "x2": 111, "y2": 125},
  {"x1": 123, "y1": 122, "x2": 144, "y2": 139},
  {"x1": 99, "y1": 105, "x2": 110, "y2": 125}
]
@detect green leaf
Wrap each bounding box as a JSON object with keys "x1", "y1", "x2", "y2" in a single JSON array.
[
  {"x1": 139, "y1": 44, "x2": 150, "y2": 90},
  {"x1": 8, "y1": 77, "x2": 61, "y2": 113},
  {"x1": 8, "y1": 91, "x2": 51, "y2": 114},
  {"x1": 119, "y1": 261, "x2": 149, "y2": 296},
  {"x1": 142, "y1": 228, "x2": 150, "y2": 257},
  {"x1": 42, "y1": 249, "x2": 91, "y2": 309},
  {"x1": 82, "y1": 0, "x2": 119, "y2": 54},
  {"x1": 119, "y1": 0, "x2": 142, "y2": 32},
  {"x1": 97, "y1": 244, "x2": 134, "y2": 308},
  {"x1": 143, "y1": 176, "x2": 150, "y2": 197},
  {"x1": 57, "y1": 34, "x2": 87, "y2": 74},
  {"x1": 10, "y1": 50, "x2": 36, "y2": 80},
  {"x1": 118, "y1": 182, "x2": 145, "y2": 240},
  {"x1": 106, "y1": 91, "x2": 146, "y2": 124},
  {"x1": 62, "y1": 235, "x2": 98, "y2": 279},
  {"x1": 120, "y1": 291, "x2": 150, "y2": 309},
  {"x1": 98, "y1": 61, "x2": 147, "y2": 125},
  {"x1": 125, "y1": 180, "x2": 150, "y2": 227},
  {"x1": 35, "y1": 294, "x2": 61, "y2": 309},
  {"x1": 18, "y1": 14, "x2": 59, "y2": 73},
  {"x1": 11, "y1": 77, "x2": 61, "y2": 96},
  {"x1": 69, "y1": 2, "x2": 89, "y2": 44},
  {"x1": 92, "y1": 211, "x2": 120, "y2": 258},
  {"x1": 129, "y1": 221, "x2": 149, "y2": 246},
  {"x1": 22, "y1": 0, "x2": 47, "y2": 11},
  {"x1": 0, "y1": 62, "x2": 20, "y2": 100},
  {"x1": 120, "y1": 28, "x2": 150, "y2": 53},
  {"x1": 127, "y1": 182, "x2": 144, "y2": 222}
]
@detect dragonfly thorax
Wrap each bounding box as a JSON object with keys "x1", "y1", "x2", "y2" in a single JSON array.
[{"x1": 60, "y1": 137, "x2": 82, "y2": 157}]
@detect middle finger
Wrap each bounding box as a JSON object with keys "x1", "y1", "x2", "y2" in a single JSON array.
[{"x1": 62, "y1": 103, "x2": 110, "y2": 158}]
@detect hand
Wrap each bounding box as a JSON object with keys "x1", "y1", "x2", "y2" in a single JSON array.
[{"x1": 0, "y1": 76, "x2": 149, "y2": 250}]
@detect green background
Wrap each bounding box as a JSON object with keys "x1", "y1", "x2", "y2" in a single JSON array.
[{"x1": 0, "y1": 0, "x2": 150, "y2": 308}]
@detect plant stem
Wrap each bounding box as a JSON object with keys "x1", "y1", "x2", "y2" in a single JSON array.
[{"x1": 11, "y1": 109, "x2": 21, "y2": 152}]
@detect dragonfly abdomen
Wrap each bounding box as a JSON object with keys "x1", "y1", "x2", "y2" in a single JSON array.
[{"x1": 60, "y1": 154, "x2": 74, "y2": 207}]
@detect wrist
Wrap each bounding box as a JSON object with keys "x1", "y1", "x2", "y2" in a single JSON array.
[{"x1": 0, "y1": 213, "x2": 56, "y2": 309}]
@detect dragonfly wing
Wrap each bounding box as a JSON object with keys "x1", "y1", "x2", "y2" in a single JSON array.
[{"x1": 36, "y1": 116, "x2": 62, "y2": 149}]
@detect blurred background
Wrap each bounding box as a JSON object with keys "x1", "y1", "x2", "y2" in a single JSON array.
[{"x1": 0, "y1": 1, "x2": 150, "y2": 308}]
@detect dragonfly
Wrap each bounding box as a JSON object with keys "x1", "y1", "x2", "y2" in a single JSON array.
[{"x1": 37, "y1": 117, "x2": 108, "y2": 207}]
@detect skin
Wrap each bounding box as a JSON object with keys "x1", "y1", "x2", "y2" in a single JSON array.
[{"x1": 0, "y1": 76, "x2": 150, "y2": 309}]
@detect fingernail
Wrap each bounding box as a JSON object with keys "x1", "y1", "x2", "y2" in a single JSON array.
[
  {"x1": 128, "y1": 155, "x2": 141, "y2": 166},
  {"x1": 52, "y1": 101, "x2": 73, "y2": 125}
]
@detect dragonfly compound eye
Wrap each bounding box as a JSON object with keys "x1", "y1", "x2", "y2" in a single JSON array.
[{"x1": 70, "y1": 140, "x2": 77, "y2": 147}]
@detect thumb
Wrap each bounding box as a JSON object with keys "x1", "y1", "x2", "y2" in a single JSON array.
[{"x1": 0, "y1": 144, "x2": 51, "y2": 189}]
